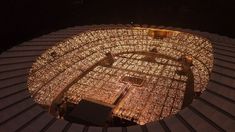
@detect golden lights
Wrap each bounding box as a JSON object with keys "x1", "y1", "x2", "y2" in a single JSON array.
[{"x1": 27, "y1": 27, "x2": 213, "y2": 125}]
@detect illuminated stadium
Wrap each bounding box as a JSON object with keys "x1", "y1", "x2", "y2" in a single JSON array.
[
  {"x1": 27, "y1": 26, "x2": 214, "y2": 126},
  {"x1": 0, "y1": 25, "x2": 234, "y2": 131}
]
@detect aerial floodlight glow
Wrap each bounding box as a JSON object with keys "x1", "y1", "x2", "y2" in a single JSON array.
[{"x1": 27, "y1": 26, "x2": 213, "y2": 126}]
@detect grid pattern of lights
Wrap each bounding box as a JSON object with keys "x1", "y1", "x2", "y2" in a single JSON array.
[{"x1": 28, "y1": 26, "x2": 213, "y2": 125}]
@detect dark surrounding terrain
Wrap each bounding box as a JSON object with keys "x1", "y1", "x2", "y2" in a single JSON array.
[{"x1": 1, "y1": 0, "x2": 235, "y2": 53}]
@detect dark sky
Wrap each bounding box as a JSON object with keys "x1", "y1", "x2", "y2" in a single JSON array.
[{"x1": 1, "y1": 0, "x2": 235, "y2": 53}]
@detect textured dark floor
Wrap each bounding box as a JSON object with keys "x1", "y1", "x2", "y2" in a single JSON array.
[{"x1": 0, "y1": 25, "x2": 234, "y2": 132}]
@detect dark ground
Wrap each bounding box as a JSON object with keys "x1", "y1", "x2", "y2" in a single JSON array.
[{"x1": 1, "y1": 0, "x2": 235, "y2": 53}]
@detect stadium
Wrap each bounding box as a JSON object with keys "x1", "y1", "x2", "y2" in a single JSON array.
[{"x1": 0, "y1": 24, "x2": 234, "y2": 131}]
